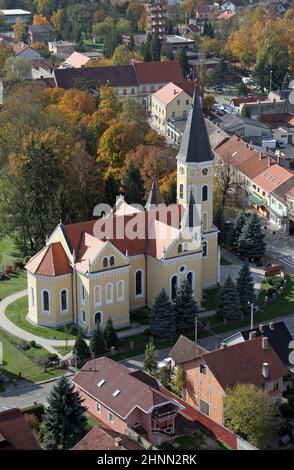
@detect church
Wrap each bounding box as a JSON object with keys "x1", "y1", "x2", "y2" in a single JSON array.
[{"x1": 25, "y1": 93, "x2": 219, "y2": 334}]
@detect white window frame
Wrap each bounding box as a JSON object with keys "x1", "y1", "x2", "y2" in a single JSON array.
[
  {"x1": 202, "y1": 240, "x2": 208, "y2": 258},
  {"x1": 96, "y1": 402, "x2": 101, "y2": 414},
  {"x1": 41, "y1": 289, "x2": 50, "y2": 315},
  {"x1": 60, "y1": 288, "x2": 68, "y2": 314},
  {"x1": 202, "y1": 212, "x2": 208, "y2": 231},
  {"x1": 186, "y1": 271, "x2": 195, "y2": 295},
  {"x1": 170, "y1": 274, "x2": 179, "y2": 301},
  {"x1": 94, "y1": 285, "x2": 102, "y2": 307},
  {"x1": 108, "y1": 411, "x2": 115, "y2": 423},
  {"x1": 117, "y1": 280, "x2": 125, "y2": 302},
  {"x1": 135, "y1": 269, "x2": 144, "y2": 299},
  {"x1": 105, "y1": 283, "x2": 113, "y2": 304},
  {"x1": 81, "y1": 309, "x2": 86, "y2": 323},
  {"x1": 94, "y1": 311, "x2": 103, "y2": 325},
  {"x1": 30, "y1": 286, "x2": 34, "y2": 309},
  {"x1": 202, "y1": 184, "x2": 209, "y2": 202},
  {"x1": 80, "y1": 283, "x2": 86, "y2": 305}
]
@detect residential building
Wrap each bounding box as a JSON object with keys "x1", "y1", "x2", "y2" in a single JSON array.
[
  {"x1": 269, "y1": 176, "x2": 294, "y2": 230},
  {"x1": 48, "y1": 40, "x2": 76, "y2": 58},
  {"x1": 13, "y1": 43, "x2": 41, "y2": 60},
  {"x1": 0, "y1": 9, "x2": 31, "y2": 26},
  {"x1": 72, "y1": 426, "x2": 144, "y2": 450},
  {"x1": 214, "y1": 136, "x2": 276, "y2": 199},
  {"x1": 243, "y1": 97, "x2": 294, "y2": 119},
  {"x1": 222, "y1": 321, "x2": 294, "y2": 390},
  {"x1": 272, "y1": 126, "x2": 294, "y2": 146},
  {"x1": 146, "y1": 0, "x2": 167, "y2": 39},
  {"x1": 52, "y1": 61, "x2": 184, "y2": 109},
  {"x1": 72, "y1": 357, "x2": 183, "y2": 446},
  {"x1": 217, "y1": 114, "x2": 272, "y2": 144},
  {"x1": 60, "y1": 51, "x2": 103, "y2": 69},
  {"x1": 0, "y1": 408, "x2": 41, "y2": 450},
  {"x1": 150, "y1": 81, "x2": 194, "y2": 133},
  {"x1": 251, "y1": 163, "x2": 293, "y2": 219},
  {"x1": 25, "y1": 92, "x2": 219, "y2": 331},
  {"x1": 178, "y1": 335, "x2": 288, "y2": 425},
  {"x1": 28, "y1": 24, "x2": 55, "y2": 44},
  {"x1": 216, "y1": 10, "x2": 236, "y2": 20},
  {"x1": 169, "y1": 334, "x2": 207, "y2": 368},
  {"x1": 32, "y1": 58, "x2": 54, "y2": 79},
  {"x1": 194, "y1": 5, "x2": 212, "y2": 19}
]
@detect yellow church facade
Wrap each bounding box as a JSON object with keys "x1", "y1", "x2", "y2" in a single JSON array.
[{"x1": 25, "y1": 93, "x2": 219, "y2": 334}]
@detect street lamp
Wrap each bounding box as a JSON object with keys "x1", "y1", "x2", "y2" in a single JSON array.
[{"x1": 248, "y1": 302, "x2": 257, "y2": 330}]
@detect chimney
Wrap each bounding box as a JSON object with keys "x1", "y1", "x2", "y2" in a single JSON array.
[
  {"x1": 269, "y1": 322, "x2": 274, "y2": 331},
  {"x1": 259, "y1": 152, "x2": 262, "y2": 160},
  {"x1": 262, "y1": 336, "x2": 269, "y2": 350},
  {"x1": 115, "y1": 437, "x2": 122, "y2": 447},
  {"x1": 267, "y1": 156, "x2": 271, "y2": 167},
  {"x1": 259, "y1": 324, "x2": 264, "y2": 333},
  {"x1": 249, "y1": 331, "x2": 257, "y2": 340},
  {"x1": 220, "y1": 341, "x2": 226, "y2": 349},
  {"x1": 262, "y1": 362, "x2": 269, "y2": 378},
  {"x1": 276, "y1": 151, "x2": 281, "y2": 164}
]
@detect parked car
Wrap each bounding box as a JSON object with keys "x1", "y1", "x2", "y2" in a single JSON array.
[{"x1": 157, "y1": 357, "x2": 172, "y2": 370}]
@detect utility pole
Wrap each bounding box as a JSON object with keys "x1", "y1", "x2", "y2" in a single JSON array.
[
  {"x1": 269, "y1": 70, "x2": 273, "y2": 93},
  {"x1": 195, "y1": 315, "x2": 198, "y2": 343},
  {"x1": 250, "y1": 302, "x2": 255, "y2": 330}
]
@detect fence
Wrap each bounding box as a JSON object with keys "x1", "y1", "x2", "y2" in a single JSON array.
[{"x1": 160, "y1": 386, "x2": 257, "y2": 450}]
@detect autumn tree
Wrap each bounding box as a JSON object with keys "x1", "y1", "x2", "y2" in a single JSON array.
[
  {"x1": 126, "y1": 1, "x2": 144, "y2": 32},
  {"x1": 0, "y1": 44, "x2": 14, "y2": 70},
  {"x1": 13, "y1": 18, "x2": 28, "y2": 43},
  {"x1": 57, "y1": 89, "x2": 96, "y2": 123},
  {"x1": 97, "y1": 122, "x2": 140, "y2": 175},
  {"x1": 118, "y1": 98, "x2": 149, "y2": 139},
  {"x1": 99, "y1": 85, "x2": 121, "y2": 115},
  {"x1": 51, "y1": 9, "x2": 63, "y2": 38},
  {"x1": 88, "y1": 108, "x2": 116, "y2": 140},
  {"x1": 33, "y1": 14, "x2": 48, "y2": 26}
]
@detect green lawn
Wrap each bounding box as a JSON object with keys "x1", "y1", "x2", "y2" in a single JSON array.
[
  {"x1": 6, "y1": 297, "x2": 78, "y2": 340},
  {"x1": 0, "y1": 329, "x2": 64, "y2": 383},
  {"x1": 0, "y1": 236, "x2": 20, "y2": 267},
  {"x1": 55, "y1": 346, "x2": 73, "y2": 356},
  {"x1": 0, "y1": 270, "x2": 27, "y2": 300},
  {"x1": 86, "y1": 414, "x2": 100, "y2": 431}
]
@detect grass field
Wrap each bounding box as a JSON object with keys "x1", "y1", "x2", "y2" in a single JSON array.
[
  {"x1": 0, "y1": 329, "x2": 64, "y2": 383},
  {"x1": 55, "y1": 346, "x2": 73, "y2": 356},
  {"x1": 6, "y1": 297, "x2": 77, "y2": 340},
  {"x1": 0, "y1": 270, "x2": 27, "y2": 300},
  {"x1": 0, "y1": 236, "x2": 20, "y2": 267}
]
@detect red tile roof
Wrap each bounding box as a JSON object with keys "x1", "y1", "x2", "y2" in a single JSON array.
[
  {"x1": 0, "y1": 408, "x2": 41, "y2": 450},
  {"x1": 260, "y1": 113, "x2": 294, "y2": 127},
  {"x1": 203, "y1": 336, "x2": 288, "y2": 390},
  {"x1": 73, "y1": 357, "x2": 181, "y2": 420},
  {"x1": 72, "y1": 426, "x2": 144, "y2": 450},
  {"x1": 25, "y1": 241, "x2": 72, "y2": 276},
  {"x1": 133, "y1": 60, "x2": 183, "y2": 84},
  {"x1": 231, "y1": 96, "x2": 260, "y2": 107},
  {"x1": 214, "y1": 136, "x2": 276, "y2": 179},
  {"x1": 252, "y1": 164, "x2": 293, "y2": 193}
]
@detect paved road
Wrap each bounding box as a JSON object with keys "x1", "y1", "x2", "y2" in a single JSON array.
[{"x1": 2, "y1": 313, "x2": 294, "y2": 409}]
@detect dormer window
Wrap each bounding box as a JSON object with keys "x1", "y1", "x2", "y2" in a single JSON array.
[
  {"x1": 113, "y1": 389, "x2": 121, "y2": 397},
  {"x1": 109, "y1": 256, "x2": 115, "y2": 266},
  {"x1": 103, "y1": 257, "x2": 108, "y2": 268},
  {"x1": 98, "y1": 379, "x2": 105, "y2": 387}
]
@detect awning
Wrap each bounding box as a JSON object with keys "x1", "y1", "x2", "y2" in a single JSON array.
[{"x1": 249, "y1": 194, "x2": 263, "y2": 206}]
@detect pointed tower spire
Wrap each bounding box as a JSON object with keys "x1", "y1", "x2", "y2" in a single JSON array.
[
  {"x1": 145, "y1": 178, "x2": 165, "y2": 210},
  {"x1": 176, "y1": 91, "x2": 214, "y2": 164},
  {"x1": 181, "y1": 191, "x2": 201, "y2": 228}
]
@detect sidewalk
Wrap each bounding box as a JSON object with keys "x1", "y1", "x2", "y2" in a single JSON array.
[
  {"x1": 221, "y1": 248, "x2": 265, "y2": 292},
  {"x1": 0, "y1": 290, "x2": 147, "y2": 358}
]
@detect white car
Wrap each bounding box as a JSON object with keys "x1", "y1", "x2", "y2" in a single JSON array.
[{"x1": 157, "y1": 357, "x2": 172, "y2": 370}]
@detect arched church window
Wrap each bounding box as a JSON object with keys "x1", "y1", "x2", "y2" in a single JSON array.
[
  {"x1": 171, "y1": 275, "x2": 179, "y2": 301},
  {"x1": 179, "y1": 184, "x2": 184, "y2": 199},
  {"x1": 202, "y1": 185, "x2": 208, "y2": 201}
]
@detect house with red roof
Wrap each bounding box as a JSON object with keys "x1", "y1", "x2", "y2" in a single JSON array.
[
  {"x1": 251, "y1": 164, "x2": 293, "y2": 219},
  {"x1": 0, "y1": 408, "x2": 41, "y2": 450},
  {"x1": 72, "y1": 357, "x2": 183, "y2": 446},
  {"x1": 150, "y1": 81, "x2": 195, "y2": 134},
  {"x1": 175, "y1": 336, "x2": 288, "y2": 426}
]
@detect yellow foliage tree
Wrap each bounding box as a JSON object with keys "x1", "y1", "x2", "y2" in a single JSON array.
[
  {"x1": 33, "y1": 14, "x2": 48, "y2": 25},
  {"x1": 51, "y1": 9, "x2": 62, "y2": 36},
  {"x1": 13, "y1": 18, "x2": 26, "y2": 43},
  {"x1": 57, "y1": 89, "x2": 96, "y2": 122},
  {"x1": 99, "y1": 85, "x2": 121, "y2": 115}
]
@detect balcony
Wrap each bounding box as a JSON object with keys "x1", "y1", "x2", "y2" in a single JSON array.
[{"x1": 152, "y1": 403, "x2": 178, "y2": 420}]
